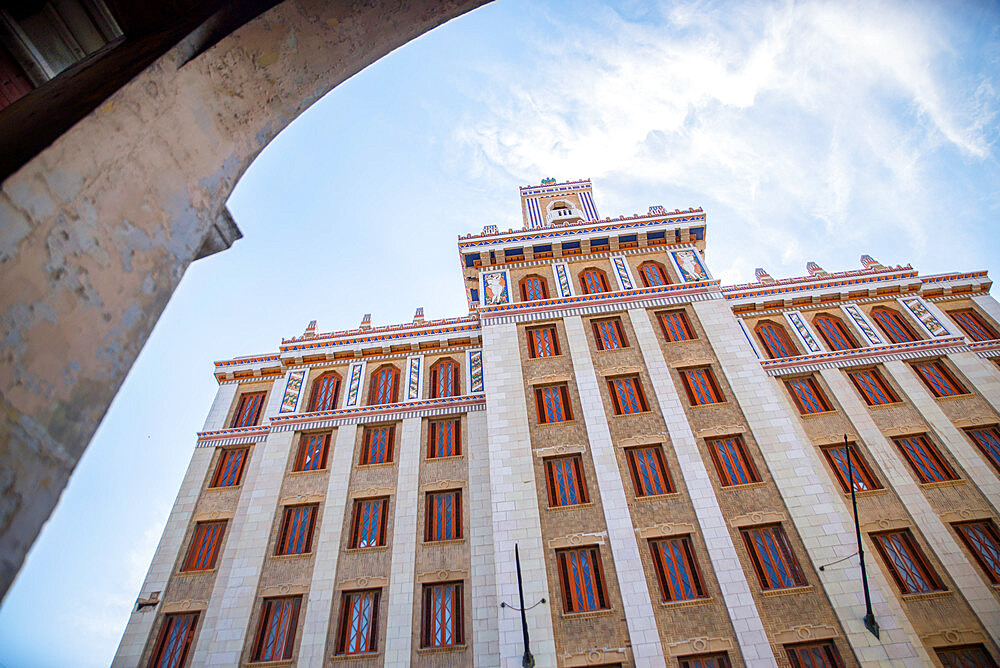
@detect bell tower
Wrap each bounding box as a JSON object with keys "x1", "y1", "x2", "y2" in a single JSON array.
[{"x1": 518, "y1": 177, "x2": 600, "y2": 229}]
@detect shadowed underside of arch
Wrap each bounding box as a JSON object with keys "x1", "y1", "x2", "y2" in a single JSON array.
[{"x1": 0, "y1": 0, "x2": 488, "y2": 600}]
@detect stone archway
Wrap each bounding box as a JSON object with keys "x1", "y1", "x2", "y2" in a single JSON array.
[{"x1": 0, "y1": 0, "x2": 487, "y2": 598}]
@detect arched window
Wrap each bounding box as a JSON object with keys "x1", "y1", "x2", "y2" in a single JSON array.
[
  {"x1": 579, "y1": 268, "x2": 610, "y2": 295},
  {"x1": 637, "y1": 261, "x2": 670, "y2": 288},
  {"x1": 870, "y1": 307, "x2": 920, "y2": 344},
  {"x1": 812, "y1": 313, "x2": 860, "y2": 351},
  {"x1": 368, "y1": 366, "x2": 399, "y2": 405},
  {"x1": 307, "y1": 372, "x2": 341, "y2": 412},
  {"x1": 430, "y1": 358, "x2": 460, "y2": 399},
  {"x1": 949, "y1": 309, "x2": 1000, "y2": 342},
  {"x1": 754, "y1": 320, "x2": 800, "y2": 359},
  {"x1": 520, "y1": 275, "x2": 550, "y2": 302}
]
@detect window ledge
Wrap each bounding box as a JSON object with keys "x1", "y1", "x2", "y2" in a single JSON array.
[
  {"x1": 527, "y1": 353, "x2": 564, "y2": 360},
  {"x1": 661, "y1": 338, "x2": 699, "y2": 345},
  {"x1": 416, "y1": 644, "x2": 467, "y2": 654},
  {"x1": 934, "y1": 393, "x2": 975, "y2": 401},
  {"x1": 595, "y1": 347, "x2": 631, "y2": 353},
  {"x1": 560, "y1": 607, "x2": 615, "y2": 620},
  {"x1": 358, "y1": 462, "x2": 395, "y2": 470},
  {"x1": 760, "y1": 585, "x2": 813, "y2": 598},
  {"x1": 426, "y1": 455, "x2": 464, "y2": 462},
  {"x1": 205, "y1": 485, "x2": 241, "y2": 492},
  {"x1": 288, "y1": 469, "x2": 327, "y2": 477},
  {"x1": 632, "y1": 492, "x2": 681, "y2": 503},
  {"x1": 330, "y1": 651, "x2": 381, "y2": 662},
  {"x1": 866, "y1": 402, "x2": 904, "y2": 410},
  {"x1": 660, "y1": 596, "x2": 713, "y2": 609},
  {"x1": 547, "y1": 502, "x2": 594, "y2": 512},
  {"x1": 271, "y1": 552, "x2": 313, "y2": 561},
  {"x1": 900, "y1": 589, "x2": 951, "y2": 601},
  {"x1": 921, "y1": 478, "x2": 965, "y2": 489},
  {"x1": 176, "y1": 568, "x2": 216, "y2": 577},
  {"x1": 247, "y1": 661, "x2": 293, "y2": 666},
  {"x1": 423, "y1": 538, "x2": 466, "y2": 546},
  {"x1": 800, "y1": 410, "x2": 838, "y2": 419},
  {"x1": 537, "y1": 420, "x2": 576, "y2": 427},
  {"x1": 689, "y1": 401, "x2": 729, "y2": 410},
  {"x1": 719, "y1": 481, "x2": 768, "y2": 491},
  {"x1": 610, "y1": 410, "x2": 652, "y2": 418},
  {"x1": 843, "y1": 488, "x2": 888, "y2": 498},
  {"x1": 345, "y1": 546, "x2": 388, "y2": 554}
]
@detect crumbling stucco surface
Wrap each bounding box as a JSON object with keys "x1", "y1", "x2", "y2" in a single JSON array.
[{"x1": 0, "y1": 0, "x2": 487, "y2": 599}]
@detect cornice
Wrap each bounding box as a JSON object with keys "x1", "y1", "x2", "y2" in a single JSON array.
[
  {"x1": 268, "y1": 395, "x2": 486, "y2": 433},
  {"x1": 723, "y1": 267, "x2": 917, "y2": 301},
  {"x1": 760, "y1": 337, "x2": 967, "y2": 376}
]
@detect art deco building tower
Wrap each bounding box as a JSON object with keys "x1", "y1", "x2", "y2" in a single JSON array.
[{"x1": 117, "y1": 179, "x2": 1000, "y2": 667}]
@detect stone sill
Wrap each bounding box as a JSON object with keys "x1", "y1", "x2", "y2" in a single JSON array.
[
  {"x1": 595, "y1": 346, "x2": 632, "y2": 354},
  {"x1": 246, "y1": 661, "x2": 293, "y2": 667},
  {"x1": 176, "y1": 568, "x2": 216, "y2": 577},
  {"x1": 660, "y1": 595, "x2": 713, "y2": 609},
  {"x1": 330, "y1": 651, "x2": 381, "y2": 662},
  {"x1": 901, "y1": 589, "x2": 951, "y2": 602},
  {"x1": 205, "y1": 484, "x2": 242, "y2": 492},
  {"x1": 345, "y1": 546, "x2": 388, "y2": 554},
  {"x1": 632, "y1": 492, "x2": 681, "y2": 503},
  {"x1": 560, "y1": 607, "x2": 615, "y2": 620},
  {"x1": 760, "y1": 585, "x2": 813, "y2": 598},
  {"x1": 426, "y1": 454, "x2": 464, "y2": 462},
  {"x1": 357, "y1": 462, "x2": 395, "y2": 470},
  {"x1": 800, "y1": 410, "x2": 838, "y2": 419},
  {"x1": 271, "y1": 552, "x2": 313, "y2": 561},
  {"x1": 719, "y1": 481, "x2": 768, "y2": 491},
  {"x1": 610, "y1": 410, "x2": 653, "y2": 418},
  {"x1": 537, "y1": 419, "x2": 578, "y2": 427},
  {"x1": 416, "y1": 644, "x2": 467, "y2": 654},
  {"x1": 867, "y1": 402, "x2": 904, "y2": 410},
  {"x1": 547, "y1": 502, "x2": 594, "y2": 512},
  {"x1": 921, "y1": 479, "x2": 965, "y2": 489},
  {"x1": 843, "y1": 488, "x2": 888, "y2": 498},
  {"x1": 934, "y1": 393, "x2": 975, "y2": 402},
  {"x1": 422, "y1": 538, "x2": 466, "y2": 547},
  {"x1": 689, "y1": 401, "x2": 730, "y2": 411}
]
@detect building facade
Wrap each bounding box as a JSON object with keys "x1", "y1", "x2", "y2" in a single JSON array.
[{"x1": 116, "y1": 179, "x2": 1000, "y2": 667}]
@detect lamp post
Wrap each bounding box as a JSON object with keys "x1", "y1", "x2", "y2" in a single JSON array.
[{"x1": 845, "y1": 435, "x2": 879, "y2": 639}]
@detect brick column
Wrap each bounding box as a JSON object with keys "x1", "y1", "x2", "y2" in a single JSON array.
[
  {"x1": 563, "y1": 315, "x2": 666, "y2": 666},
  {"x1": 467, "y1": 409, "x2": 501, "y2": 666}
]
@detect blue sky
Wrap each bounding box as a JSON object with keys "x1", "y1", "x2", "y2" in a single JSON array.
[{"x1": 1, "y1": 0, "x2": 998, "y2": 664}]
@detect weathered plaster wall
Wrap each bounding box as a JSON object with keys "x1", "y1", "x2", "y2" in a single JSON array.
[{"x1": 0, "y1": 0, "x2": 487, "y2": 598}]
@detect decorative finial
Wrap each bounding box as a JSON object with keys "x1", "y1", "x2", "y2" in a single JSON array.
[
  {"x1": 754, "y1": 268, "x2": 775, "y2": 284},
  {"x1": 413, "y1": 307, "x2": 425, "y2": 324},
  {"x1": 359, "y1": 313, "x2": 372, "y2": 330},
  {"x1": 540, "y1": 177, "x2": 557, "y2": 185},
  {"x1": 481, "y1": 224, "x2": 498, "y2": 235},
  {"x1": 860, "y1": 254, "x2": 885, "y2": 270},
  {"x1": 806, "y1": 261, "x2": 827, "y2": 277},
  {"x1": 303, "y1": 320, "x2": 317, "y2": 338},
  {"x1": 648, "y1": 205, "x2": 666, "y2": 216}
]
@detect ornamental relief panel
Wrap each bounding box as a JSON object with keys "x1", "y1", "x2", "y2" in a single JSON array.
[
  {"x1": 561, "y1": 647, "x2": 629, "y2": 667},
  {"x1": 336, "y1": 576, "x2": 388, "y2": 590},
  {"x1": 772, "y1": 624, "x2": 839, "y2": 644},
  {"x1": 416, "y1": 568, "x2": 468, "y2": 583},
  {"x1": 635, "y1": 522, "x2": 696, "y2": 539},
  {"x1": 665, "y1": 636, "x2": 733, "y2": 657},
  {"x1": 729, "y1": 510, "x2": 785, "y2": 527},
  {"x1": 548, "y1": 531, "x2": 607, "y2": 549},
  {"x1": 532, "y1": 443, "x2": 587, "y2": 457}
]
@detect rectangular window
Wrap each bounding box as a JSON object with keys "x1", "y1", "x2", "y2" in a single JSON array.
[
  {"x1": 626, "y1": 446, "x2": 673, "y2": 497},
  {"x1": 149, "y1": 612, "x2": 198, "y2": 668},
  {"x1": 231, "y1": 391, "x2": 265, "y2": 428},
  {"x1": 707, "y1": 436, "x2": 760, "y2": 486},
  {"x1": 293, "y1": 432, "x2": 329, "y2": 472},
  {"x1": 592, "y1": 317, "x2": 628, "y2": 350},
  {"x1": 658, "y1": 310, "x2": 696, "y2": 342},
  {"x1": 936, "y1": 645, "x2": 999, "y2": 668},
  {"x1": 335, "y1": 589, "x2": 379, "y2": 655},
  {"x1": 526, "y1": 326, "x2": 560, "y2": 358},
  {"x1": 428, "y1": 419, "x2": 461, "y2": 458},
  {"x1": 893, "y1": 435, "x2": 957, "y2": 483},
  {"x1": 785, "y1": 641, "x2": 845, "y2": 668},
  {"x1": 557, "y1": 547, "x2": 609, "y2": 613},
  {"x1": 650, "y1": 536, "x2": 706, "y2": 602},
  {"x1": 785, "y1": 377, "x2": 832, "y2": 414},
  {"x1": 954, "y1": 521, "x2": 1000, "y2": 584},
  {"x1": 425, "y1": 490, "x2": 461, "y2": 542},
  {"x1": 872, "y1": 530, "x2": 944, "y2": 594},
  {"x1": 912, "y1": 361, "x2": 967, "y2": 397},
  {"x1": 251, "y1": 596, "x2": 301, "y2": 662},
  {"x1": 821, "y1": 445, "x2": 882, "y2": 493},
  {"x1": 679, "y1": 367, "x2": 724, "y2": 406},
  {"x1": 544, "y1": 455, "x2": 589, "y2": 507},
  {"x1": 210, "y1": 447, "x2": 247, "y2": 487},
  {"x1": 181, "y1": 521, "x2": 226, "y2": 572},
  {"x1": 276, "y1": 505, "x2": 317, "y2": 556},
  {"x1": 349, "y1": 498, "x2": 388, "y2": 549},
  {"x1": 360, "y1": 425, "x2": 395, "y2": 465},
  {"x1": 607, "y1": 376, "x2": 649, "y2": 414},
  {"x1": 421, "y1": 582, "x2": 464, "y2": 648},
  {"x1": 966, "y1": 427, "x2": 1000, "y2": 474},
  {"x1": 535, "y1": 385, "x2": 572, "y2": 423},
  {"x1": 678, "y1": 654, "x2": 732, "y2": 668},
  {"x1": 950, "y1": 309, "x2": 1000, "y2": 342},
  {"x1": 847, "y1": 368, "x2": 898, "y2": 405},
  {"x1": 740, "y1": 524, "x2": 807, "y2": 590}
]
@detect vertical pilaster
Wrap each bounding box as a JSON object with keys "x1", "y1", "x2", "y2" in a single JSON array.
[
  {"x1": 297, "y1": 425, "x2": 358, "y2": 666},
  {"x1": 947, "y1": 350, "x2": 1000, "y2": 416},
  {"x1": 691, "y1": 298, "x2": 928, "y2": 665},
  {"x1": 972, "y1": 294, "x2": 1000, "y2": 329},
  {"x1": 384, "y1": 417, "x2": 422, "y2": 664},
  {"x1": 562, "y1": 315, "x2": 666, "y2": 666},
  {"x1": 467, "y1": 410, "x2": 500, "y2": 666},
  {"x1": 482, "y1": 322, "x2": 556, "y2": 667},
  {"x1": 627, "y1": 308, "x2": 775, "y2": 665}
]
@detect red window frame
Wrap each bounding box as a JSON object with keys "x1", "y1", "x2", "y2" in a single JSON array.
[
  {"x1": 754, "y1": 320, "x2": 800, "y2": 359},
  {"x1": 519, "y1": 275, "x2": 550, "y2": 301},
  {"x1": 638, "y1": 261, "x2": 669, "y2": 287},
  {"x1": 821, "y1": 445, "x2": 882, "y2": 492},
  {"x1": 592, "y1": 317, "x2": 628, "y2": 350},
  {"x1": 181, "y1": 521, "x2": 226, "y2": 572},
  {"x1": 871, "y1": 307, "x2": 919, "y2": 343},
  {"x1": 148, "y1": 612, "x2": 199, "y2": 668},
  {"x1": 579, "y1": 268, "x2": 610, "y2": 294},
  {"x1": 626, "y1": 446, "x2": 673, "y2": 496},
  {"x1": 429, "y1": 358, "x2": 460, "y2": 399},
  {"x1": 557, "y1": 546, "x2": 609, "y2": 613},
  {"x1": 250, "y1": 596, "x2": 301, "y2": 662},
  {"x1": 608, "y1": 376, "x2": 649, "y2": 415},
  {"x1": 535, "y1": 385, "x2": 572, "y2": 423},
  {"x1": 935, "y1": 645, "x2": 999, "y2": 667},
  {"x1": 428, "y1": 419, "x2": 461, "y2": 458},
  {"x1": 966, "y1": 426, "x2": 1000, "y2": 474},
  {"x1": 707, "y1": 436, "x2": 760, "y2": 486},
  {"x1": 276, "y1": 504, "x2": 317, "y2": 556},
  {"x1": 210, "y1": 447, "x2": 248, "y2": 488},
  {"x1": 307, "y1": 372, "x2": 341, "y2": 412},
  {"x1": 335, "y1": 589, "x2": 380, "y2": 655},
  {"x1": 650, "y1": 535, "x2": 706, "y2": 601},
  {"x1": 812, "y1": 313, "x2": 860, "y2": 351},
  {"x1": 544, "y1": 455, "x2": 589, "y2": 507},
  {"x1": 893, "y1": 434, "x2": 957, "y2": 483},
  {"x1": 293, "y1": 432, "x2": 330, "y2": 472},
  {"x1": 954, "y1": 521, "x2": 1000, "y2": 584},
  {"x1": 872, "y1": 529, "x2": 945, "y2": 594},
  {"x1": 740, "y1": 524, "x2": 807, "y2": 590},
  {"x1": 420, "y1": 582, "x2": 464, "y2": 648},
  {"x1": 349, "y1": 498, "x2": 388, "y2": 549},
  {"x1": 679, "y1": 367, "x2": 724, "y2": 406},
  {"x1": 368, "y1": 366, "x2": 400, "y2": 405},
  {"x1": 658, "y1": 310, "x2": 696, "y2": 342},
  {"x1": 526, "y1": 325, "x2": 560, "y2": 358},
  {"x1": 912, "y1": 360, "x2": 967, "y2": 397},
  {"x1": 785, "y1": 376, "x2": 832, "y2": 414},
  {"x1": 678, "y1": 653, "x2": 733, "y2": 668},
  {"x1": 950, "y1": 309, "x2": 1000, "y2": 342},
  {"x1": 785, "y1": 641, "x2": 845, "y2": 668},
  {"x1": 231, "y1": 391, "x2": 265, "y2": 428},
  {"x1": 360, "y1": 425, "x2": 395, "y2": 465},
  {"x1": 425, "y1": 490, "x2": 462, "y2": 542},
  {"x1": 848, "y1": 368, "x2": 898, "y2": 405}
]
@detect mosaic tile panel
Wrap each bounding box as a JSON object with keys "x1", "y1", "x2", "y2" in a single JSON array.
[
  {"x1": 843, "y1": 303, "x2": 882, "y2": 345},
  {"x1": 671, "y1": 248, "x2": 710, "y2": 282},
  {"x1": 468, "y1": 349, "x2": 484, "y2": 393},
  {"x1": 553, "y1": 262, "x2": 573, "y2": 297},
  {"x1": 405, "y1": 355, "x2": 422, "y2": 401},
  {"x1": 278, "y1": 369, "x2": 305, "y2": 413},
  {"x1": 481, "y1": 270, "x2": 511, "y2": 305},
  {"x1": 900, "y1": 296, "x2": 950, "y2": 337},
  {"x1": 785, "y1": 311, "x2": 822, "y2": 352},
  {"x1": 345, "y1": 361, "x2": 366, "y2": 408},
  {"x1": 611, "y1": 255, "x2": 634, "y2": 291}
]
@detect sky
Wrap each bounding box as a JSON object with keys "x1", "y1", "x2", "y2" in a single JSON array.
[{"x1": 1, "y1": 0, "x2": 999, "y2": 664}]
